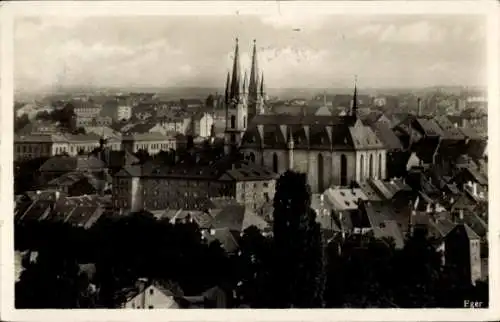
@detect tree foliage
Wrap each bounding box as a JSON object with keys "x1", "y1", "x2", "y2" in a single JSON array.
[{"x1": 271, "y1": 170, "x2": 325, "y2": 308}]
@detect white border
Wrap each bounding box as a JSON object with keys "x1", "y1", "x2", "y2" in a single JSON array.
[{"x1": 1, "y1": 1, "x2": 499, "y2": 321}]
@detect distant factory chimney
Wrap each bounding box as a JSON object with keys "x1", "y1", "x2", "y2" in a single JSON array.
[{"x1": 417, "y1": 97, "x2": 422, "y2": 117}]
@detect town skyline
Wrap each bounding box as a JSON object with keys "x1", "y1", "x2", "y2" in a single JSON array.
[{"x1": 14, "y1": 14, "x2": 486, "y2": 93}]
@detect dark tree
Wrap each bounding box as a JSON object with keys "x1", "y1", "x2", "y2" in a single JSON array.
[
  {"x1": 206, "y1": 94, "x2": 215, "y2": 108},
  {"x1": 271, "y1": 170, "x2": 325, "y2": 308},
  {"x1": 237, "y1": 226, "x2": 274, "y2": 307},
  {"x1": 14, "y1": 114, "x2": 31, "y2": 132}
]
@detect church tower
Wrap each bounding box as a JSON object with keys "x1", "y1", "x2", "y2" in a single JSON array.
[
  {"x1": 248, "y1": 39, "x2": 264, "y2": 119},
  {"x1": 224, "y1": 38, "x2": 248, "y2": 155}
]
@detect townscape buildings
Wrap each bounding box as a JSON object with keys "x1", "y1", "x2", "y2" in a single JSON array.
[{"x1": 13, "y1": 38, "x2": 489, "y2": 309}]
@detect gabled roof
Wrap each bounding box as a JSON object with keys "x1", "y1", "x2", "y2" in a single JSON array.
[
  {"x1": 462, "y1": 211, "x2": 488, "y2": 238},
  {"x1": 446, "y1": 223, "x2": 480, "y2": 240},
  {"x1": 369, "y1": 121, "x2": 403, "y2": 150},
  {"x1": 203, "y1": 228, "x2": 239, "y2": 253},
  {"x1": 434, "y1": 116, "x2": 465, "y2": 141},
  {"x1": 47, "y1": 171, "x2": 102, "y2": 190},
  {"x1": 324, "y1": 187, "x2": 369, "y2": 211},
  {"x1": 39, "y1": 155, "x2": 106, "y2": 172}
]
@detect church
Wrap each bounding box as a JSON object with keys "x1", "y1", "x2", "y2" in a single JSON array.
[{"x1": 223, "y1": 38, "x2": 388, "y2": 193}]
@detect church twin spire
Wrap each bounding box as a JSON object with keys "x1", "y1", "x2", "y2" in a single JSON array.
[{"x1": 225, "y1": 38, "x2": 265, "y2": 106}]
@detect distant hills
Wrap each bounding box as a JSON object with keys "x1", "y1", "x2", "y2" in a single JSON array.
[{"x1": 15, "y1": 85, "x2": 486, "y2": 102}]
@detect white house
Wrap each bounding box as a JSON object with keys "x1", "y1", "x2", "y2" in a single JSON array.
[
  {"x1": 124, "y1": 281, "x2": 180, "y2": 309},
  {"x1": 191, "y1": 112, "x2": 214, "y2": 138}
]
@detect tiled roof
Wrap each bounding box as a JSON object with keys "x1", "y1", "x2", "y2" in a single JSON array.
[
  {"x1": 459, "y1": 127, "x2": 484, "y2": 140},
  {"x1": 367, "y1": 178, "x2": 410, "y2": 200},
  {"x1": 101, "y1": 150, "x2": 140, "y2": 168},
  {"x1": 14, "y1": 134, "x2": 57, "y2": 143},
  {"x1": 47, "y1": 171, "x2": 102, "y2": 189},
  {"x1": 67, "y1": 133, "x2": 101, "y2": 142},
  {"x1": 355, "y1": 181, "x2": 383, "y2": 201},
  {"x1": 462, "y1": 212, "x2": 488, "y2": 238},
  {"x1": 84, "y1": 126, "x2": 121, "y2": 139},
  {"x1": 414, "y1": 118, "x2": 443, "y2": 137},
  {"x1": 428, "y1": 216, "x2": 456, "y2": 239},
  {"x1": 202, "y1": 228, "x2": 239, "y2": 253},
  {"x1": 434, "y1": 116, "x2": 465, "y2": 140},
  {"x1": 39, "y1": 155, "x2": 106, "y2": 172},
  {"x1": 68, "y1": 100, "x2": 98, "y2": 110},
  {"x1": 17, "y1": 200, "x2": 53, "y2": 222},
  {"x1": 369, "y1": 122, "x2": 403, "y2": 150},
  {"x1": 373, "y1": 220, "x2": 405, "y2": 249},
  {"x1": 323, "y1": 187, "x2": 368, "y2": 211},
  {"x1": 446, "y1": 223, "x2": 480, "y2": 240},
  {"x1": 122, "y1": 132, "x2": 174, "y2": 141}
]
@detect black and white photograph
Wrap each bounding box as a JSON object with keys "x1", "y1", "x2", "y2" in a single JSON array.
[{"x1": 1, "y1": 1, "x2": 499, "y2": 320}]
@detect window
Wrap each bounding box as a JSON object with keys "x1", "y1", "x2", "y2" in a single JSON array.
[
  {"x1": 378, "y1": 154, "x2": 383, "y2": 179},
  {"x1": 230, "y1": 115, "x2": 236, "y2": 128},
  {"x1": 272, "y1": 153, "x2": 279, "y2": 173},
  {"x1": 149, "y1": 288, "x2": 154, "y2": 295},
  {"x1": 360, "y1": 155, "x2": 365, "y2": 179},
  {"x1": 369, "y1": 154, "x2": 374, "y2": 178},
  {"x1": 148, "y1": 305, "x2": 154, "y2": 309}
]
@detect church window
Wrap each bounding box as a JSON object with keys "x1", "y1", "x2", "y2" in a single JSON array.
[
  {"x1": 378, "y1": 154, "x2": 383, "y2": 179},
  {"x1": 340, "y1": 154, "x2": 348, "y2": 186},
  {"x1": 272, "y1": 153, "x2": 279, "y2": 173},
  {"x1": 369, "y1": 154, "x2": 374, "y2": 178},
  {"x1": 249, "y1": 152, "x2": 256, "y2": 163},
  {"x1": 243, "y1": 116, "x2": 247, "y2": 128},
  {"x1": 360, "y1": 155, "x2": 365, "y2": 179},
  {"x1": 230, "y1": 115, "x2": 236, "y2": 129}
]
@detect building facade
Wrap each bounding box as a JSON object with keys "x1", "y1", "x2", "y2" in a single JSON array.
[
  {"x1": 121, "y1": 133, "x2": 178, "y2": 155},
  {"x1": 112, "y1": 159, "x2": 277, "y2": 213},
  {"x1": 221, "y1": 39, "x2": 387, "y2": 193}
]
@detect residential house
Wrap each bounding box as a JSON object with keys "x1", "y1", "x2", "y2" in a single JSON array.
[
  {"x1": 38, "y1": 155, "x2": 107, "y2": 184},
  {"x1": 444, "y1": 223, "x2": 482, "y2": 286},
  {"x1": 14, "y1": 134, "x2": 64, "y2": 161},
  {"x1": 120, "y1": 279, "x2": 181, "y2": 309},
  {"x1": 190, "y1": 111, "x2": 214, "y2": 138},
  {"x1": 16, "y1": 193, "x2": 105, "y2": 230},
  {"x1": 362, "y1": 112, "x2": 408, "y2": 178},
  {"x1": 156, "y1": 115, "x2": 191, "y2": 135},
  {"x1": 17, "y1": 120, "x2": 60, "y2": 136},
  {"x1": 122, "y1": 133, "x2": 178, "y2": 155},
  {"x1": 69, "y1": 101, "x2": 101, "y2": 127},
  {"x1": 45, "y1": 171, "x2": 110, "y2": 196}
]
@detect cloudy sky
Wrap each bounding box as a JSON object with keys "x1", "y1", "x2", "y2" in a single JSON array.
[{"x1": 14, "y1": 15, "x2": 486, "y2": 92}]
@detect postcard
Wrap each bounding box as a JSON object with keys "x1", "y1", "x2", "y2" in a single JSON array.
[{"x1": 1, "y1": 1, "x2": 499, "y2": 321}]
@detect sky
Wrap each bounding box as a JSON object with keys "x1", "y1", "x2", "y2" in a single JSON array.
[{"x1": 14, "y1": 15, "x2": 487, "y2": 92}]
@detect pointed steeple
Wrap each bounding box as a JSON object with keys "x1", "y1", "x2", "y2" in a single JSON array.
[
  {"x1": 249, "y1": 39, "x2": 259, "y2": 98},
  {"x1": 242, "y1": 70, "x2": 248, "y2": 94},
  {"x1": 230, "y1": 38, "x2": 241, "y2": 101},
  {"x1": 351, "y1": 75, "x2": 358, "y2": 117},
  {"x1": 224, "y1": 71, "x2": 230, "y2": 104},
  {"x1": 260, "y1": 73, "x2": 265, "y2": 95}
]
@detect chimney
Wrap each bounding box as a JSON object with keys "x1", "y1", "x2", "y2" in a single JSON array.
[{"x1": 472, "y1": 182, "x2": 478, "y2": 197}]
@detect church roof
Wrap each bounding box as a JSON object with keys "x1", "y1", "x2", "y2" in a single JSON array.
[{"x1": 242, "y1": 115, "x2": 384, "y2": 151}]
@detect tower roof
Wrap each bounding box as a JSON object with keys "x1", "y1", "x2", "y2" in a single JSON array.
[
  {"x1": 260, "y1": 73, "x2": 265, "y2": 94},
  {"x1": 249, "y1": 39, "x2": 259, "y2": 98},
  {"x1": 229, "y1": 38, "x2": 242, "y2": 101}
]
